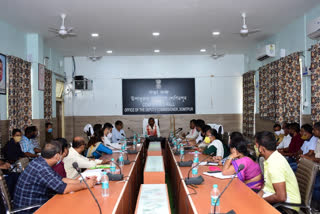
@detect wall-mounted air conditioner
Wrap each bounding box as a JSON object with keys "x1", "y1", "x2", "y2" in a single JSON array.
[
  {"x1": 307, "y1": 16, "x2": 320, "y2": 40},
  {"x1": 256, "y1": 44, "x2": 276, "y2": 61},
  {"x1": 73, "y1": 75, "x2": 93, "y2": 90}
]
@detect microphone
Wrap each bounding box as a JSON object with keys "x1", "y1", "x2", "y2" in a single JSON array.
[
  {"x1": 174, "y1": 128, "x2": 183, "y2": 135},
  {"x1": 72, "y1": 162, "x2": 102, "y2": 214},
  {"x1": 107, "y1": 159, "x2": 124, "y2": 181},
  {"x1": 214, "y1": 164, "x2": 245, "y2": 214},
  {"x1": 185, "y1": 152, "x2": 214, "y2": 185}
]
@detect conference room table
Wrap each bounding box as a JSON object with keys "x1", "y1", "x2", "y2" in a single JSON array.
[
  {"x1": 165, "y1": 142, "x2": 280, "y2": 214},
  {"x1": 35, "y1": 143, "x2": 146, "y2": 214}
]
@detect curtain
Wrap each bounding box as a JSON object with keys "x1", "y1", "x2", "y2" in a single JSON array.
[
  {"x1": 44, "y1": 69, "x2": 52, "y2": 121},
  {"x1": 311, "y1": 44, "x2": 320, "y2": 122},
  {"x1": 8, "y1": 56, "x2": 32, "y2": 134},
  {"x1": 259, "y1": 63, "x2": 277, "y2": 120},
  {"x1": 243, "y1": 71, "x2": 255, "y2": 137},
  {"x1": 259, "y1": 52, "x2": 301, "y2": 123}
]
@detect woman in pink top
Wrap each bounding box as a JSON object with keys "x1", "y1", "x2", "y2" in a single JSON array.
[{"x1": 222, "y1": 138, "x2": 263, "y2": 192}]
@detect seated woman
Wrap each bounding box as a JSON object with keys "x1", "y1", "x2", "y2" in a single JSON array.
[
  {"x1": 221, "y1": 138, "x2": 263, "y2": 192},
  {"x1": 86, "y1": 131, "x2": 113, "y2": 159},
  {"x1": 202, "y1": 129, "x2": 229, "y2": 159}
]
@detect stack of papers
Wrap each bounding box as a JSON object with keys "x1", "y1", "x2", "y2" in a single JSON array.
[{"x1": 203, "y1": 172, "x2": 236, "y2": 179}]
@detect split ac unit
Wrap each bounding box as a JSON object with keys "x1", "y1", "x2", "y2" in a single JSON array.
[
  {"x1": 307, "y1": 16, "x2": 320, "y2": 40},
  {"x1": 256, "y1": 44, "x2": 276, "y2": 61}
]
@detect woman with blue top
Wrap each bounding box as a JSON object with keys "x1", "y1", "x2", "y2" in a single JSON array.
[{"x1": 86, "y1": 130, "x2": 113, "y2": 159}]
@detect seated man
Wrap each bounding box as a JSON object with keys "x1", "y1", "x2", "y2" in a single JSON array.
[
  {"x1": 4, "y1": 129, "x2": 25, "y2": 163},
  {"x1": 64, "y1": 137, "x2": 109, "y2": 179},
  {"x1": 143, "y1": 117, "x2": 160, "y2": 137},
  {"x1": 279, "y1": 123, "x2": 304, "y2": 160},
  {"x1": 112, "y1": 120, "x2": 126, "y2": 143},
  {"x1": 45, "y1": 122, "x2": 54, "y2": 143},
  {"x1": 102, "y1": 123, "x2": 121, "y2": 149},
  {"x1": 187, "y1": 119, "x2": 205, "y2": 146},
  {"x1": 185, "y1": 119, "x2": 198, "y2": 140},
  {"x1": 277, "y1": 123, "x2": 292, "y2": 150},
  {"x1": 30, "y1": 126, "x2": 41, "y2": 153},
  {"x1": 256, "y1": 131, "x2": 300, "y2": 214},
  {"x1": 273, "y1": 123, "x2": 284, "y2": 145},
  {"x1": 20, "y1": 126, "x2": 39, "y2": 158},
  {"x1": 52, "y1": 138, "x2": 70, "y2": 178},
  {"x1": 14, "y1": 141, "x2": 97, "y2": 213}
]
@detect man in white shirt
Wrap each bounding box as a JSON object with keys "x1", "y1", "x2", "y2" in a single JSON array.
[
  {"x1": 194, "y1": 119, "x2": 205, "y2": 144},
  {"x1": 277, "y1": 123, "x2": 292, "y2": 150},
  {"x1": 64, "y1": 137, "x2": 108, "y2": 179},
  {"x1": 103, "y1": 123, "x2": 122, "y2": 150},
  {"x1": 112, "y1": 120, "x2": 126, "y2": 143},
  {"x1": 185, "y1": 119, "x2": 198, "y2": 140},
  {"x1": 300, "y1": 124, "x2": 318, "y2": 156}
]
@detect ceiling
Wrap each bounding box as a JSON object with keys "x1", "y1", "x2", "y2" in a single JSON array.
[{"x1": 0, "y1": 0, "x2": 319, "y2": 57}]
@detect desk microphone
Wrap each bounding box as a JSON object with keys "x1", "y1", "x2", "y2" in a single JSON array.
[
  {"x1": 72, "y1": 162, "x2": 102, "y2": 214},
  {"x1": 107, "y1": 159, "x2": 124, "y2": 181},
  {"x1": 213, "y1": 164, "x2": 245, "y2": 214},
  {"x1": 185, "y1": 152, "x2": 214, "y2": 185}
]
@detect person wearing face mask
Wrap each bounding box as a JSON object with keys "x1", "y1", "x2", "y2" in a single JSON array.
[
  {"x1": 196, "y1": 125, "x2": 212, "y2": 148},
  {"x1": 276, "y1": 123, "x2": 292, "y2": 150},
  {"x1": 14, "y1": 140, "x2": 97, "y2": 213},
  {"x1": 201, "y1": 128, "x2": 228, "y2": 159},
  {"x1": 45, "y1": 122, "x2": 54, "y2": 143},
  {"x1": 52, "y1": 138, "x2": 70, "y2": 178},
  {"x1": 30, "y1": 126, "x2": 41, "y2": 154},
  {"x1": 102, "y1": 123, "x2": 122, "y2": 150},
  {"x1": 222, "y1": 138, "x2": 263, "y2": 192},
  {"x1": 273, "y1": 123, "x2": 285, "y2": 144},
  {"x1": 20, "y1": 126, "x2": 39, "y2": 158},
  {"x1": 255, "y1": 131, "x2": 300, "y2": 214},
  {"x1": 86, "y1": 130, "x2": 112, "y2": 159},
  {"x1": 63, "y1": 137, "x2": 109, "y2": 179},
  {"x1": 279, "y1": 123, "x2": 304, "y2": 160},
  {"x1": 4, "y1": 129, "x2": 26, "y2": 163}
]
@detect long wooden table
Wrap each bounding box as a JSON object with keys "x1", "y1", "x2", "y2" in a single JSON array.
[
  {"x1": 35, "y1": 144, "x2": 145, "y2": 214},
  {"x1": 165, "y1": 142, "x2": 280, "y2": 214}
]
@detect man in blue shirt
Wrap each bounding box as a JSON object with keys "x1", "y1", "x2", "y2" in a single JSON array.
[
  {"x1": 19, "y1": 126, "x2": 39, "y2": 158},
  {"x1": 112, "y1": 120, "x2": 126, "y2": 143},
  {"x1": 14, "y1": 140, "x2": 97, "y2": 213}
]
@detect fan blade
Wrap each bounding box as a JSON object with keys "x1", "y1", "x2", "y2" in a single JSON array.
[
  {"x1": 67, "y1": 27, "x2": 74, "y2": 32},
  {"x1": 248, "y1": 29, "x2": 261, "y2": 34}
]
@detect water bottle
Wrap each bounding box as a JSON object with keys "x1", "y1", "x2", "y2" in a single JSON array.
[
  {"x1": 191, "y1": 160, "x2": 198, "y2": 177},
  {"x1": 110, "y1": 158, "x2": 116, "y2": 174},
  {"x1": 121, "y1": 140, "x2": 126, "y2": 151},
  {"x1": 137, "y1": 134, "x2": 141, "y2": 143},
  {"x1": 133, "y1": 137, "x2": 137, "y2": 150},
  {"x1": 211, "y1": 184, "x2": 220, "y2": 214},
  {"x1": 179, "y1": 144, "x2": 184, "y2": 161},
  {"x1": 101, "y1": 171, "x2": 109, "y2": 197},
  {"x1": 194, "y1": 151, "x2": 199, "y2": 163},
  {"x1": 119, "y1": 151, "x2": 124, "y2": 167}
]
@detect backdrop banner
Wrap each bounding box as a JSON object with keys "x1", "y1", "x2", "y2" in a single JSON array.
[{"x1": 122, "y1": 78, "x2": 195, "y2": 115}]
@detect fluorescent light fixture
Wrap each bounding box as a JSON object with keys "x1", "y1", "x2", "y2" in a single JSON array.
[
  {"x1": 152, "y1": 32, "x2": 160, "y2": 37},
  {"x1": 200, "y1": 49, "x2": 206, "y2": 52},
  {"x1": 212, "y1": 31, "x2": 220, "y2": 36},
  {"x1": 106, "y1": 50, "x2": 113, "y2": 54},
  {"x1": 91, "y1": 33, "x2": 99, "y2": 37},
  {"x1": 154, "y1": 49, "x2": 160, "y2": 53}
]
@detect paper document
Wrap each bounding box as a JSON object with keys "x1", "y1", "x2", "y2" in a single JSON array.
[{"x1": 203, "y1": 172, "x2": 236, "y2": 179}]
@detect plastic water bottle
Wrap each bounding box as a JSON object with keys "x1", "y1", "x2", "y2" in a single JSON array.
[
  {"x1": 179, "y1": 144, "x2": 184, "y2": 161},
  {"x1": 191, "y1": 160, "x2": 198, "y2": 177},
  {"x1": 121, "y1": 140, "x2": 126, "y2": 151},
  {"x1": 194, "y1": 151, "x2": 199, "y2": 163},
  {"x1": 133, "y1": 137, "x2": 137, "y2": 150},
  {"x1": 211, "y1": 184, "x2": 220, "y2": 214},
  {"x1": 137, "y1": 134, "x2": 141, "y2": 143},
  {"x1": 101, "y1": 171, "x2": 109, "y2": 197},
  {"x1": 110, "y1": 158, "x2": 116, "y2": 174},
  {"x1": 119, "y1": 151, "x2": 124, "y2": 167}
]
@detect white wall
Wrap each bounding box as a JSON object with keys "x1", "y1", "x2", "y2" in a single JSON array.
[{"x1": 64, "y1": 55, "x2": 244, "y2": 116}]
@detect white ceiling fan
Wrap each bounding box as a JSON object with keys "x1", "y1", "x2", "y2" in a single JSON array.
[
  {"x1": 210, "y1": 44, "x2": 225, "y2": 59},
  {"x1": 88, "y1": 47, "x2": 102, "y2": 62},
  {"x1": 234, "y1": 13, "x2": 261, "y2": 37},
  {"x1": 49, "y1": 14, "x2": 77, "y2": 38}
]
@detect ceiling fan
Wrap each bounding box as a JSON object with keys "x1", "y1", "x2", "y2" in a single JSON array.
[
  {"x1": 88, "y1": 47, "x2": 103, "y2": 62},
  {"x1": 210, "y1": 44, "x2": 225, "y2": 59},
  {"x1": 49, "y1": 14, "x2": 77, "y2": 38},
  {"x1": 234, "y1": 13, "x2": 261, "y2": 37}
]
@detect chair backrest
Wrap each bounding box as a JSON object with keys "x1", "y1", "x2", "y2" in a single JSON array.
[
  {"x1": 0, "y1": 169, "x2": 13, "y2": 212},
  {"x1": 208, "y1": 124, "x2": 224, "y2": 135},
  {"x1": 16, "y1": 157, "x2": 29, "y2": 170},
  {"x1": 295, "y1": 158, "x2": 318, "y2": 206}
]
